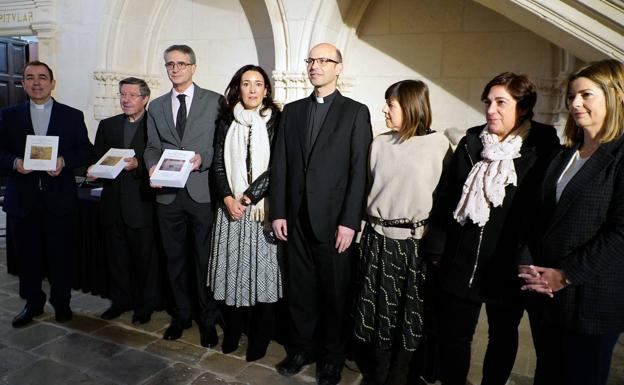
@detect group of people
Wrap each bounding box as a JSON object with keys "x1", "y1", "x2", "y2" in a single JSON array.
[{"x1": 1, "y1": 40, "x2": 623, "y2": 385}]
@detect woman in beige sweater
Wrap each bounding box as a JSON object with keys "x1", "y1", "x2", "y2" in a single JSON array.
[{"x1": 353, "y1": 80, "x2": 451, "y2": 385}]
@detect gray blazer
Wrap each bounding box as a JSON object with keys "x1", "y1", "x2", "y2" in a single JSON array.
[{"x1": 144, "y1": 84, "x2": 220, "y2": 204}]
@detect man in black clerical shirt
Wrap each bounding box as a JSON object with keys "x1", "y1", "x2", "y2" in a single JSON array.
[
  {"x1": 270, "y1": 43, "x2": 372, "y2": 385},
  {"x1": 89, "y1": 77, "x2": 159, "y2": 325},
  {"x1": 1, "y1": 61, "x2": 93, "y2": 327}
]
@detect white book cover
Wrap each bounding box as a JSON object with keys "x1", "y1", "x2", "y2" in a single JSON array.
[
  {"x1": 89, "y1": 148, "x2": 135, "y2": 179},
  {"x1": 150, "y1": 149, "x2": 194, "y2": 188},
  {"x1": 23, "y1": 135, "x2": 59, "y2": 171}
]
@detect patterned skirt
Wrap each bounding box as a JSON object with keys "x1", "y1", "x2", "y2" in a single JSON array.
[
  {"x1": 208, "y1": 203, "x2": 282, "y2": 307},
  {"x1": 353, "y1": 222, "x2": 426, "y2": 351}
]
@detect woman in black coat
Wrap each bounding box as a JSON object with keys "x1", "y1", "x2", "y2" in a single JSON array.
[
  {"x1": 207, "y1": 64, "x2": 282, "y2": 361},
  {"x1": 519, "y1": 59, "x2": 624, "y2": 385},
  {"x1": 421, "y1": 72, "x2": 560, "y2": 385}
]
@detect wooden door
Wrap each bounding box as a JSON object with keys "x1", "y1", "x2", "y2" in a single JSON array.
[{"x1": 0, "y1": 38, "x2": 29, "y2": 109}]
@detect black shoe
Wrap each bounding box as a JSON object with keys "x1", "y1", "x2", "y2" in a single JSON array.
[
  {"x1": 245, "y1": 337, "x2": 269, "y2": 362},
  {"x1": 100, "y1": 307, "x2": 124, "y2": 320},
  {"x1": 276, "y1": 353, "x2": 314, "y2": 377},
  {"x1": 55, "y1": 308, "x2": 73, "y2": 322},
  {"x1": 316, "y1": 363, "x2": 343, "y2": 385},
  {"x1": 11, "y1": 307, "x2": 44, "y2": 328},
  {"x1": 245, "y1": 345, "x2": 268, "y2": 362},
  {"x1": 221, "y1": 331, "x2": 241, "y2": 354},
  {"x1": 199, "y1": 325, "x2": 219, "y2": 348},
  {"x1": 132, "y1": 312, "x2": 151, "y2": 325},
  {"x1": 163, "y1": 320, "x2": 191, "y2": 340}
]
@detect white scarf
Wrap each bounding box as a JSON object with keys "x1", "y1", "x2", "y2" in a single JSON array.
[
  {"x1": 223, "y1": 102, "x2": 272, "y2": 221},
  {"x1": 453, "y1": 120, "x2": 530, "y2": 227}
]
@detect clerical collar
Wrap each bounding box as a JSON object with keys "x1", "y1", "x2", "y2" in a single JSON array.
[
  {"x1": 30, "y1": 98, "x2": 53, "y2": 110},
  {"x1": 311, "y1": 90, "x2": 337, "y2": 104}
]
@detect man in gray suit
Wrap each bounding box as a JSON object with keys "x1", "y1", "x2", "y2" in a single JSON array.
[{"x1": 144, "y1": 44, "x2": 220, "y2": 347}]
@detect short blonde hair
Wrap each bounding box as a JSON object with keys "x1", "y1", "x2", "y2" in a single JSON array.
[{"x1": 564, "y1": 59, "x2": 624, "y2": 146}]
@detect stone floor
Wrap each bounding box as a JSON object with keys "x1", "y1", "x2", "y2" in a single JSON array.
[{"x1": 0, "y1": 224, "x2": 622, "y2": 384}]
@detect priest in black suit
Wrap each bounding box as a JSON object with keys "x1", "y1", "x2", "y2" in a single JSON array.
[
  {"x1": 89, "y1": 77, "x2": 159, "y2": 325},
  {"x1": 0, "y1": 61, "x2": 93, "y2": 327},
  {"x1": 270, "y1": 43, "x2": 373, "y2": 385}
]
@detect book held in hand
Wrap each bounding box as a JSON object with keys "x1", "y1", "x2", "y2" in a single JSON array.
[
  {"x1": 89, "y1": 148, "x2": 136, "y2": 179},
  {"x1": 23, "y1": 135, "x2": 59, "y2": 171},
  {"x1": 150, "y1": 149, "x2": 195, "y2": 188}
]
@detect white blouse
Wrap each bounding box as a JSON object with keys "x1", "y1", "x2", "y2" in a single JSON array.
[{"x1": 556, "y1": 150, "x2": 589, "y2": 202}]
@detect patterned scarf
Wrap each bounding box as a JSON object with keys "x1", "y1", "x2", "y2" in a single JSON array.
[{"x1": 453, "y1": 120, "x2": 530, "y2": 227}]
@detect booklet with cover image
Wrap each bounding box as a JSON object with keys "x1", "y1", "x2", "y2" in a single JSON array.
[
  {"x1": 23, "y1": 135, "x2": 59, "y2": 171},
  {"x1": 89, "y1": 148, "x2": 135, "y2": 179},
  {"x1": 150, "y1": 149, "x2": 194, "y2": 188}
]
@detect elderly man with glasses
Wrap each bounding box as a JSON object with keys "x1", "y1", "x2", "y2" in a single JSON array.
[
  {"x1": 88, "y1": 77, "x2": 160, "y2": 325},
  {"x1": 270, "y1": 42, "x2": 373, "y2": 385},
  {"x1": 144, "y1": 44, "x2": 221, "y2": 346}
]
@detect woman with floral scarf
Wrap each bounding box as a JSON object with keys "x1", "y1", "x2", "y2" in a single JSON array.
[{"x1": 420, "y1": 72, "x2": 560, "y2": 385}]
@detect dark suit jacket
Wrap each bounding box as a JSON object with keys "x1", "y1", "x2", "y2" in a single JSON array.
[
  {"x1": 144, "y1": 84, "x2": 220, "y2": 205},
  {"x1": 0, "y1": 100, "x2": 93, "y2": 217},
  {"x1": 518, "y1": 135, "x2": 624, "y2": 334},
  {"x1": 93, "y1": 113, "x2": 153, "y2": 228},
  {"x1": 269, "y1": 92, "x2": 372, "y2": 242},
  {"x1": 421, "y1": 121, "x2": 560, "y2": 302}
]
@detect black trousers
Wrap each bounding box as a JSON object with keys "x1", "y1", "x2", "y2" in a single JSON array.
[
  {"x1": 285, "y1": 208, "x2": 353, "y2": 365},
  {"x1": 439, "y1": 291, "x2": 524, "y2": 385},
  {"x1": 529, "y1": 315, "x2": 620, "y2": 385},
  {"x1": 11, "y1": 208, "x2": 77, "y2": 311},
  {"x1": 354, "y1": 342, "x2": 414, "y2": 385},
  {"x1": 104, "y1": 216, "x2": 159, "y2": 316},
  {"x1": 221, "y1": 302, "x2": 276, "y2": 361},
  {"x1": 157, "y1": 188, "x2": 217, "y2": 326}
]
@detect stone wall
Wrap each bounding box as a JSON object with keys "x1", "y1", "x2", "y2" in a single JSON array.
[{"x1": 0, "y1": 0, "x2": 620, "y2": 140}]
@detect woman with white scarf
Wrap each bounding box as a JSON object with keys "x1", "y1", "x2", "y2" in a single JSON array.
[
  {"x1": 208, "y1": 65, "x2": 281, "y2": 361},
  {"x1": 420, "y1": 73, "x2": 560, "y2": 385}
]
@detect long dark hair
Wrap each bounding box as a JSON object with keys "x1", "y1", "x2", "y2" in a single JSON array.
[{"x1": 218, "y1": 64, "x2": 280, "y2": 122}]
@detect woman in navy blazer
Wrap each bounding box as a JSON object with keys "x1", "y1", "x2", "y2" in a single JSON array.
[{"x1": 519, "y1": 59, "x2": 624, "y2": 385}]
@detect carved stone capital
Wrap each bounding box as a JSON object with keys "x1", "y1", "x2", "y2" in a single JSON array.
[
  {"x1": 272, "y1": 70, "x2": 355, "y2": 104},
  {"x1": 533, "y1": 76, "x2": 568, "y2": 136}
]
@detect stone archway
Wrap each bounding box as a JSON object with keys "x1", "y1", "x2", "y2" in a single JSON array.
[
  {"x1": 266, "y1": 0, "x2": 370, "y2": 103},
  {"x1": 93, "y1": 0, "x2": 278, "y2": 120},
  {"x1": 92, "y1": 0, "x2": 171, "y2": 120},
  {"x1": 270, "y1": 0, "x2": 619, "y2": 132}
]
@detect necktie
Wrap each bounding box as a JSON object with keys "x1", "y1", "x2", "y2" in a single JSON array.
[{"x1": 176, "y1": 94, "x2": 187, "y2": 139}]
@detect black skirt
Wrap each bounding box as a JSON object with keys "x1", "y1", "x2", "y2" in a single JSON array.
[{"x1": 353, "y1": 222, "x2": 426, "y2": 351}]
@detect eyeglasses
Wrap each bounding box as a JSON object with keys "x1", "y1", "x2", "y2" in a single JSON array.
[
  {"x1": 304, "y1": 57, "x2": 340, "y2": 66},
  {"x1": 118, "y1": 93, "x2": 144, "y2": 100},
  {"x1": 165, "y1": 61, "x2": 194, "y2": 71}
]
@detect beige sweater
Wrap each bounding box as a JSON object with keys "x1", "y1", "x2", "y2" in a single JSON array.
[{"x1": 367, "y1": 130, "x2": 451, "y2": 240}]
